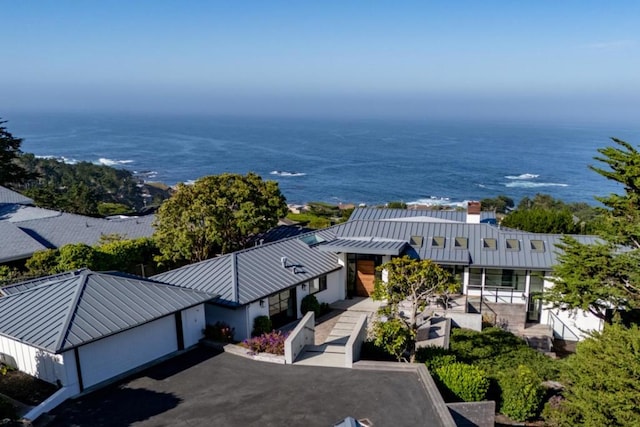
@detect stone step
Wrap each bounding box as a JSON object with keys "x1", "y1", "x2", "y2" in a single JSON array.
[
  {"x1": 306, "y1": 344, "x2": 346, "y2": 354},
  {"x1": 294, "y1": 351, "x2": 346, "y2": 368}
]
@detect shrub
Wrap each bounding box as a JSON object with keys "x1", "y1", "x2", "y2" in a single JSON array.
[
  {"x1": 300, "y1": 294, "x2": 320, "y2": 316},
  {"x1": 204, "y1": 321, "x2": 235, "y2": 343},
  {"x1": 360, "y1": 340, "x2": 397, "y2": 361},
  {"x1": 435, "y1": 363, "x2": 490, "y2": 402},
  {"x1": 0, "y1": 396, "x2": 17, "y2": 421},
  {"x1": 499, "y1": 365, "x2": 545, "y2": 421},
  {"x1": 319, "y1": 302, "x2": 331, "y2": 316},
  {"x1": 372, "y1": 318, "x2": 413, "y2": 362},
  {"x1": 241, "y1": 331, "x2": 288, "y2": 355},
  {"x1": 252, "y1": 315, "x2": 272, "y2": 337}
]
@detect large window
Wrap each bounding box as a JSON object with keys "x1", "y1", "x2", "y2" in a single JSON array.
[
  {"x1": 308, "y1": 275, "x2": 328, "y2": 294},
  {"x1": 485, "y1": 269, "x2": 526, "y2": 290},
  {"x1": 469, "y1": 268, "x2": 483, "y2": 285},
  {"x1": 442, "y1": 265, "x2": 464, "y2": 285}
]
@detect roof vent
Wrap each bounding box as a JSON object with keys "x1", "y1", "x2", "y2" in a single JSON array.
[
  {"x1": 281, "y1": 257, "x2": 288, "y2": 268},
  {"x1": 292, "y1": 266, "x2": 298, "y2": 274}
]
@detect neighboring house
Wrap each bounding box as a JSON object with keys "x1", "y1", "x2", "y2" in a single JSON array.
[
  {"x1": 0, "y1": 185, "x2": 155, "y2": 264},
  {"x1": 0, "y1": 269, "x2": 213, "y2": 400}
]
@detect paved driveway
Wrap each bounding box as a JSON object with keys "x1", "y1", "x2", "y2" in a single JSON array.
[{"x1": 48, "y1": 347, "x2": 441, "y2": 426}]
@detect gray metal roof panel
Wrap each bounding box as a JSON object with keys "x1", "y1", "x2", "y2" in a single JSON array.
[
  {"x1": 0, "y1": 205, "x2": 61, "y2": 223},
  {"x1": 0, "y1": 270, "x2": 83, "y2": 296},
  {"x1": 0, "y1": 221, "x2": 48, "y2": 263},
  {"x1": 318, "y1": 238, "x2": 407, "y2": 255},
  {"x1": 16, "y1": 213, "x2": 155, "y2": 248},
  {"x1": 153, "y1": 229, "x2": 342, "y2": 305},
  {"x1": 349, "y1": 208, "x2": 495, "y2": 223},
  {"x1": 0, "y1": 270, "x2": 215, "y2": 353},
  {"x1": 0, "y1": 186, "x2": 33, "y2": 205},
  {"x1": 333, "y1": 219, "x2": 598, "y2": 269}
]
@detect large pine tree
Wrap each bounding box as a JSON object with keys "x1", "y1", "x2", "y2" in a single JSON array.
[{"x1": 0, "y1": 119, "x2": 32, "y2": 187}]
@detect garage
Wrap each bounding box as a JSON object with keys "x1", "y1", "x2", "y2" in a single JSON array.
[{"x1": 0, "y1": 269, "x2": 214, "y2": 393}]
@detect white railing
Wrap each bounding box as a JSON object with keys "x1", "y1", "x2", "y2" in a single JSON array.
[
  {"x1": 547, "y1": 311, "x2": 580, "y2": 341},
  {"x1": 24, "y1": 385, "x2": 78, "y2": 422}
]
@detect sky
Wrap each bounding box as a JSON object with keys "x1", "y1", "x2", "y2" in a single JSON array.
[{"x1": 2, "y1": 1, "x2": 640, "y2": 122}]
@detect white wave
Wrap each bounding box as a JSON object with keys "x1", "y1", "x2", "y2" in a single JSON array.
[
  {"x1": 35, "y1": 155, "x2": 78, "y2": 164},
  {"x1": 184, "y1": 179, "x2": 196, "y2": 186},
  {"x1": 407, "y1": 197, "x2": 467, "y2": 208},
  {"x1": 505, "y1": 182, "x2": 569, "y2": 188},
  {"x1": 504, "y1": 173, "x2": 539, "y2": 180},
  {"x1": 98, "y1": 158, "x2": 134, "y2": 166},
  {"x1": 270, "y1": 170, "x2": 307, "y2": 177}
]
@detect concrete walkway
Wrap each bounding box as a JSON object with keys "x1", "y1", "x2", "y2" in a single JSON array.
[{"x1": 294, "y1": 298, "x2": 382, "y2": 368}]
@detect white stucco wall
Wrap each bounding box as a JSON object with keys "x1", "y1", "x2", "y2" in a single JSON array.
[
  {"x1": 205, "y1": 303, "x2": 249, "y2": 341},
  {"x1": 295, "y1": 270, "x2": 345, "y2": 317},
  {"x1": 78, "y1": 315, "x2": 178, "y2": 388},
  {"x1": 0, "y1": 335, "x2": 67, "y2": 385},
  {"x1": 181, "y1": 304, "x2": 206, "y2": 348},
  {"x1": 540, "y1": 277, "x2": 604, "y2": 340},
  {"x1": 246, "y1": 300, "x2": 269, "y2": 340}
]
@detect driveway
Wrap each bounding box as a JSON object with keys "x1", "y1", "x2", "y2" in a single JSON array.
[{"x1": 47, "y1": 347, "x2": 442, "y2": 426}]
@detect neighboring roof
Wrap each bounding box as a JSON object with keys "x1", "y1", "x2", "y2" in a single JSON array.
[
  {"x1": 153, "y1": 228, "x2": 341, "y2": 305},
  {"x1": 0, "y1": 222, "x2": 48, "y2": 263},
  {"x1": 317, "y1": 238, "x2": 407, "y2": 256},
  {"x1": 0, "y1": 204, "x2": 61, "y2": 223},
  {"x1": 0, "y1": 186, "x2": 33, "y2": 205},
  {"x1": 349, "y1": 208, "x2": 496, "y2": 223},
  {"x1": 0, "y1": 270, "x2": 215, "y2": 353},
  {"x1": 249, "y1": 225, "x2": 313, "y2": 245},
  {"x1": 15, "y1": 213, "x2": 155, "y2": 248},
  {"x1": 0, "y1": 270, "x2": 82, "y2": 296},
  {"x1": 332, "y1": 219, "x2": 599, "y2": 269}
]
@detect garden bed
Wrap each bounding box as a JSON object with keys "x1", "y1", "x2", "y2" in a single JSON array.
[{"x1": 0, "y1": 369, "x2": 57, "y2": 406}]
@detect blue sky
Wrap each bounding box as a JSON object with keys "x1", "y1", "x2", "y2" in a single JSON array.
[{"x1": 2, "y1": 1, "x2": 639, "y2": 121}]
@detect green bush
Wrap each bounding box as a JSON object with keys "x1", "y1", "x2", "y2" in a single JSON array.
[
  {"x1": 0, "y1": 395, "x2": 17, "y2": 421},
  {"x1": 204, "y1": 321, "x2": 235, "y2": 343},
  {"x1": 436, "y1": 363, "x2": 490, "y2": 402},
  {"x1": 415, "y1": 346, "x2": 458, "y2": 371},
  {"x1": 300, "y1": 294, "x2": 320, "y2": 316},
  {"x1": 373, "y1": 318, "x2": 413, "y2": 362},
  {"x1": 251, "y1": 315, "x2": 272, "y2": 337},
  {"x1": 499, "y1": 365, "x2": 544, "y2": 421}
]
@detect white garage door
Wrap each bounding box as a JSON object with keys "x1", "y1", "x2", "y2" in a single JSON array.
[{"x1": 78, "y1": 315, "x2": 178, "y2": 388}]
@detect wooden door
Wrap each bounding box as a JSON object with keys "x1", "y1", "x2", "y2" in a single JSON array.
[{"x1": 356, "y1": 260, "x2": 376, "y2": 296}]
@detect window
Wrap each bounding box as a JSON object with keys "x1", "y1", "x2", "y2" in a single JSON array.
[
  {"x1": 530, "y1": 240, "x2": 545, "y2": 252},
  {"x1": 469, "y1": 268, "x2": 483, "y2": 285},
  {"x1": 484, "y1": 269, "x2": 526, "y2": 290},
  {"x1": 410, "y1": 235, "x2": 423, "y2": 247},
  {"x1": 432, "y1": 236, "x2": 445, "y2": 248},
  {"x1": 483, "y1": 238, "x2": 497, "y2": 250},
  {"x1": 506, "y1": 239, "x2": 520, "y2": 251},
  {"x1": 529, "y1": 273, "x2": 544, "y2": 292},
  {"x1": 454, "y1": 237, "x2": 468, "y2": 249},
  {"x1": 308, "y1": 275, "x2": 328, "y2": 294}
]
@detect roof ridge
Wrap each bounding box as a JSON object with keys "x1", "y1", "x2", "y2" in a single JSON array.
[
  {"x1": 1, "y1": 269, "x2": 87, "y2": 295},
  {"x1": 53, "y1": 272, "x2": 91, "y2": 352},
  {"x1": 97, "y1": 271, "x2": 216, "y2": 297}
]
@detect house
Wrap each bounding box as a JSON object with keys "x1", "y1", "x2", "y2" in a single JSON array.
[
  {"x1": 0, "y1": 185, "x2": 155, "y2": 264},
  {"x1": 153, "y1": 203, "x2": 602, "y2": 344},
  {"x1": 153, "y1": 228, "x2": 345, "y2": 341},
  {"x1": 0, "y1": 269, "x2": 214, "y2": 415}
]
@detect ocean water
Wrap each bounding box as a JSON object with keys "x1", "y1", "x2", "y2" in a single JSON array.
[{"x1": 7, "y1": 112, "x2": 640, "y2": 206}]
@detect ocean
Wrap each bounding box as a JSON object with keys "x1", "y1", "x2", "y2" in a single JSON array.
[{"x1": 6, "y1": 112, "x2": 640, "y2": 206}]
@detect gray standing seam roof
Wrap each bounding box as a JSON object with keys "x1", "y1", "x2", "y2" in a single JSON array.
[
  {"x1": 317, "y1": 238, "x2": 407, "y2": 256},
  {"x1": 153, "y1": 228, "x2": 341, "y2": 306},
  {"x1": 15, "y1": 213, "x2": 155, "y2": 248},
  {"x1": 0, "y1": 186, "x2": 34, "y2": 205},
  {"x1": 0, "y1": 221, "x2": 48, "y2": 263},
  {"x1": 332, "y1": 219, "x2": 599, "y2": 269},
  {"x1": 0, "y1": 270, "x2": 215, "y2": 353},
  {"x1": 349, "y1": 207, "x2": 496, "y2": 223}
]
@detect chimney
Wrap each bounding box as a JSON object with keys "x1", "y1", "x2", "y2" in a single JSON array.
[{"x1": 467, "y1": 201, "x2": 481, "y2": 224}]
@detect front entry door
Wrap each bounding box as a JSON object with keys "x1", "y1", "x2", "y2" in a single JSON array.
[
  {"x1": 527, "y1": 292, "x2": 542, "y2": 323},
  {"x1": 356, "y1": 260, "x2": 376, "y2": 297}
]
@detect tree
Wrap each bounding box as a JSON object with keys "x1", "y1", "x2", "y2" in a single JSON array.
[
  {"x1": 372, "y1": 256, "x2": 458, "y2": 362},
  {"x1": 544, "y1": 323, "x2": 640, "y2": 426},
  {"x1": 480, "y1": 195, "x2": 514, "y2": 213},
  {"x1": 544, "y1": 138, "x2": 640, "y2": 318},
  {"x1": 153, "y1": 173, "x2": 288, "y2": 264},
  {"x1": 0, "y1": 119, "x2": 33, "y2": 186},
  {"x1": 501, "y1": 208, "x2": 578, "y2": 234}
]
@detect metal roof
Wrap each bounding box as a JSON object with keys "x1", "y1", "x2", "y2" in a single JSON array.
[
  {"x1": 317, "y1": 238, "x2": 407, "y2": 256},
  {"x1": 15, "y1": 213, "x2": 155, "y2": 248},
  {"x1": 349, "y1": 208, "x2": 496, "y2": 223},
  {"x1": 153, "y1": 228, "x2": 341, "y2": 305},
  {"x1": 0, "y1": 186, "x2": 33, "y2": 205},
  {"x1": 1, "y1": 270, "x2": 83, "y2": 296},
  {"x1": 0, "y1": 205, "x2": 61, "y2": 223},
  {"x1": 0, "y1": 270, "x2": 215, "y2": 353},
  {"x1": 0, "y1": 222, "x2": 48, "y2": 263},
  {"x1": 332, "y1": 219, "x2": 599, "y2": 269}
]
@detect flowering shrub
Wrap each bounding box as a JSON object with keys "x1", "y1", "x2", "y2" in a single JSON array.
[{"x1": 241, "y1": 330, "x2": 289, "y2": 355}]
